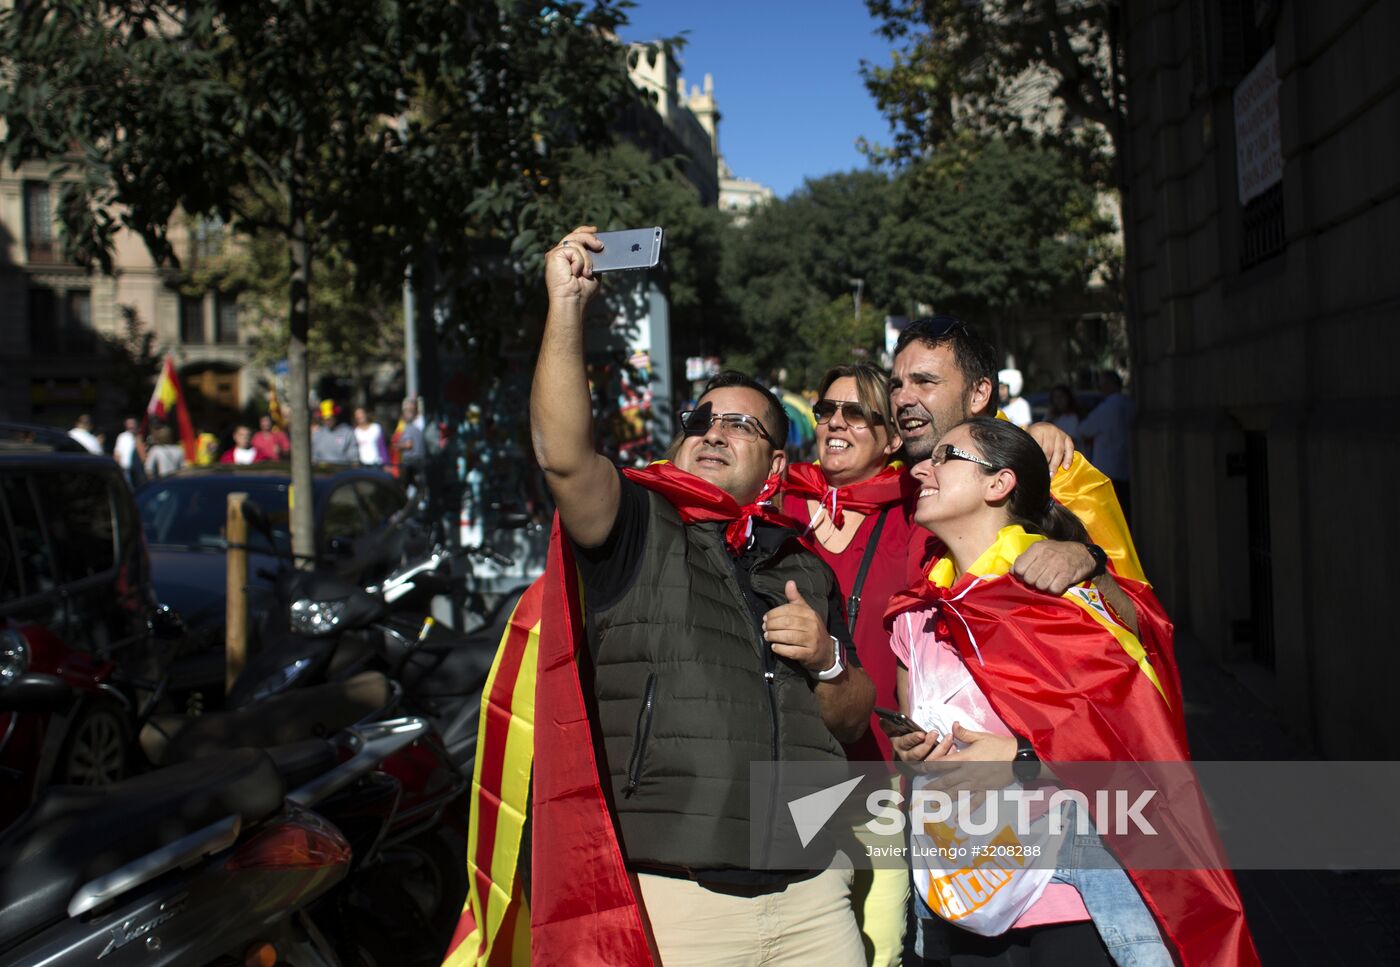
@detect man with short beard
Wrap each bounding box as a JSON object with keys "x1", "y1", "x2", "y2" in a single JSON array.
[
  {"x1": 890, "y1": 315, "x2": 1141, "y2": 597},
  {"x1": 890, "y1": 315, "x2": 1155, "y2": 963},
  {"x1": 529, "y1": 225, "x2": 875, "y2": 965}
]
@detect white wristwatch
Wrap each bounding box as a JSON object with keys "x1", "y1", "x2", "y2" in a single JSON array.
[{"x1": 815, "y1": 635, "x2": 846, "y2": 681}]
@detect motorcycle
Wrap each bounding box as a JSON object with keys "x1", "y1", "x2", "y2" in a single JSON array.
[
  {"x1": 0, "y1": 670, "x2": 430, "y2": 967},
  {"x1": 229, "y1": 507, "x2": 520, "y2": 776},
  {"x1": 141, "y1": 666, "x2": 473, "y2": 963}
]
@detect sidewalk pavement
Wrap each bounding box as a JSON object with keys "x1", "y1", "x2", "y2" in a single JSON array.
[{"x1": 1176, "y1": 635, "x2": 1400, "y2": 966}]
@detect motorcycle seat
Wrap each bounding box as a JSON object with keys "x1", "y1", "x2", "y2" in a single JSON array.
[
  {"x1": 264, "y1": 738, "x2": 340, "y2": 789},
  {"x1": 0, "y1": 748, "x2": 284, "y2": 950},
  {"x1": 151, "y1": 671, "x2": 391, "y2": 765}
]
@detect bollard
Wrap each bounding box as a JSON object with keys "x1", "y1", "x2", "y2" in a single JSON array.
[{"x1": 226, "y1": 492, "x2": 249, "y2": 694}]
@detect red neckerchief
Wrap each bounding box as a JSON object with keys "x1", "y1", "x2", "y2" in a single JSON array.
[
  {"x1": 783, "y1": 462, "x2": 912, "y2": 528},
  {"x1": 622, "y1": 462, "x2": 803, "y2": 555}
]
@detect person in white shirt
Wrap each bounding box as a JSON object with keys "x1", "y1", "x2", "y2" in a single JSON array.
[
  {"x1": 353, "y1": 407, "x2": 388, "y2": 465},
  {"x1": 997, "y1": 368, "x2": 1032, "y2": 428},
  {"x1": 68, "y1": 414, "x2": 104, "y2": 454},
  {"x1": 1077, "y1": 370, "x2": 1135, "y2": 517},
  {"x1": 112, "y1": 417, "x2": 147, "y2": 486},
  {"x1": 144, "y1": 426, "x2": 185, "y2": 478}
]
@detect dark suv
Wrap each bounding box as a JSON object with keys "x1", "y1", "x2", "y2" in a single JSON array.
[{"x1": 0, "y1": 425, "x2": 157, "y2": 823}]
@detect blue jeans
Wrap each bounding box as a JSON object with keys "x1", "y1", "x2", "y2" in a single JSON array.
[{"x1": 1050, "y1": 802, "x2": 1172, "y2": 967}]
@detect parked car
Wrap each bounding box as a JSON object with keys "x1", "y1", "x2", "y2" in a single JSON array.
[
  {"x1": 0, "y1": 424, "x2": 163, "y2": 824},
  {"x1": 135, "y1": 464, "x2": 412, "y2": 700}
]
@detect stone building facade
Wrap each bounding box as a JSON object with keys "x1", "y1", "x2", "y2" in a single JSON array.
[
  {"x1": 0, "y1": 161, "x2": 255, "y2": 432},
  {"x1": 1123, "y1": 0, "x2": 1400, "y2": 757}
]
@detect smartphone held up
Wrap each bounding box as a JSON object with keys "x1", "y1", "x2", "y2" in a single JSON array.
[{"x1": 590, "y1": 226, "x2": 664, "y2": 273}]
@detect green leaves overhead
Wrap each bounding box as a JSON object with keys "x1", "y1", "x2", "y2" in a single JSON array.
[
  {"x1": 722, "y1": 141, "x2": 1116, "y2": 388},
  {"x1": 860, "y1": 0, "x2": 1123, "y2": 188},
  {"x1": 0, "y1": 0, "x2": 637, "y2": 288}
]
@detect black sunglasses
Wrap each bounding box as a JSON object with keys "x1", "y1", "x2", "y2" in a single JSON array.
[
  {"x1": 678, "y1": 409, "x2": 781, "y2": 448},
  {"x1": 812, "y1": 399, "x2": 885, "y2": 428}
]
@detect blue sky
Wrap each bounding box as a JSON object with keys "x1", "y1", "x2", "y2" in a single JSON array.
[{"x1": 618, "y1": 1, "x2": 897, "y2": 199}]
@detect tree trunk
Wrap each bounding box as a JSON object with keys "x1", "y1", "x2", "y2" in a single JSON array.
[{"x1": 288, "y1": 157, "x2": 315, "y2": 568}]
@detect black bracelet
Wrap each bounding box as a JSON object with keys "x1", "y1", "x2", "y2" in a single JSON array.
[{"x1": 1084, "y1": 542, "x2": 1108, "y2": 579}]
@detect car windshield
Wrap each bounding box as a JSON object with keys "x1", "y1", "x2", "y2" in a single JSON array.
[{"x1": 136, "y1": 478, "x2": 298, "y2": 554}]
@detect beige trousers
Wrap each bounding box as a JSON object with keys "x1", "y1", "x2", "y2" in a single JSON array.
[{"x1": 637, "y1": 866, "x2": 866, "y2": 967}]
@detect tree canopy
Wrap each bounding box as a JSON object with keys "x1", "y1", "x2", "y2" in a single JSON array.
[
  {"x1": 721, "y1": 140, "x2": 1116, "y2": 389},
  {"x1": 0, "y1": 0, "x2": 637, "y2": 556},
  {"x1": 860, "y1": 0, "x2": 1125, "y2": 186}
]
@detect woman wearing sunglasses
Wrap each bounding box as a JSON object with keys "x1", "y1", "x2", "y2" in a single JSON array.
[
  {"x1": 882, "y1": 417, "x2": 1258, "y2": 967},
  {"x1": 780, "y1": 363, "x2": 927, "y2": 967}
]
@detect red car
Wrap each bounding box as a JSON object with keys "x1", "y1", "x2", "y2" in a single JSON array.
[{"x1": 0, "y1": 425, "x2": 165, "y2": 827}]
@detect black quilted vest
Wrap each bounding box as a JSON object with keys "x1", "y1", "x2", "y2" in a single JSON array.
[{"x1": 589, "y1": 490, "x2": 847, "y2": 870}]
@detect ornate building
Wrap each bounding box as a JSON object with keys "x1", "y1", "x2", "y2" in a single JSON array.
[{"x1": 0, "y1": 161, "x2": 256, "y2": 432}]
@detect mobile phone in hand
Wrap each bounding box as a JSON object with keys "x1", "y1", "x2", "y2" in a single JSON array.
[
  {"x1": 590, "y1": 227, "x2": 663, "y2": 273},
  {"x1": 875, "y1": 706, "x2": 924, "y2": 737}
]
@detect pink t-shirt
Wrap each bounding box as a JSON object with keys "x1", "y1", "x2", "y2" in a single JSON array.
[{"x1": 890, "y1": 604, "x2": 1090, "y2": 928}]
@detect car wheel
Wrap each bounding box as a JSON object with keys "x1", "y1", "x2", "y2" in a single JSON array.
[{"x1": 57, "y1": 702, "x2": 131, "y2": 786}]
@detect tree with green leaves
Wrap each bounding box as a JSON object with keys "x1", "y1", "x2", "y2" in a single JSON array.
[
  {"x1": 859, "y1": 0, "x2": 1136, "y2": 353},
  {"x1": 0, "y1": 0, "x2": 634, "y2": 560},
  {"x1": 874, "y1": 139, "x2": 1116, "y2": 350},
  {"x1": 721, "y1": 170, "x2": 892, "y2": 381},
  {"x1": 719, "y1": 143, "x2": 1112, "y2": 389},
  {"x1": 861, "y1": 0, "x2": 1123, "y2": 186}
]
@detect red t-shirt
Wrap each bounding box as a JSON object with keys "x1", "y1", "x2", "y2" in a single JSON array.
[{"x1": 782, "y1": 487, "x2": 937, "y2": 763}]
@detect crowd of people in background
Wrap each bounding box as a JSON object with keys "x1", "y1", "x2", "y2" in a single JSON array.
[{"x1": 67, "y1": 396, "x2": 428, "y2": 489}]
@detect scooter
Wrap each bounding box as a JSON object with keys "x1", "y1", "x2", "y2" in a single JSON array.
[
  {"x1": 140, "y1": 670, "x2": 470, "y2": 965},
  {"x1": 0, "y1": 670, "x2": 430, "y2": 967},
  {"x1": 228, "y1": 523, "x2": 518, "y2": 776}
]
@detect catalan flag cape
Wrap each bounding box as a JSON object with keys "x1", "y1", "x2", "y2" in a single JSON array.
[
  {"x1": 886, "y1": 527, "x2": 1259, "y2": 967},
  {"x1": 445, "y1": 464, "x2": 802, "y2": 967},
  {"x1": 442, "y1": 523, "x2": 652, "y2": 967},
  {"x1": 145, "y1": 354, "x2": 198, "y2": 461}
]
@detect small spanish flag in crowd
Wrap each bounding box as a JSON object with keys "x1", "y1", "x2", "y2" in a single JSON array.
[{"x1": 145, "y1": 353, "x2": 198, "y2": 461}]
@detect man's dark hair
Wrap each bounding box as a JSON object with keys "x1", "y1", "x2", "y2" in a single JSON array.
[
  {"x1": 700, "y1": 370, "x2": 789, "y2": 449},
  {"x1": 893, "y1": 315, "x2": 1000, "y2": 400}
]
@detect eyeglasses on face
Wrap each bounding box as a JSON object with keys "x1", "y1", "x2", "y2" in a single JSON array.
[
  {"x1": 930, "y1": 443, "x2": 997, "y2": 470},
  {"x1": 679, "y1": 410, "x2": 780, "y2": 448},
  {"x1": 812, "y1": 399, "x2": 885, "y2": 428}
]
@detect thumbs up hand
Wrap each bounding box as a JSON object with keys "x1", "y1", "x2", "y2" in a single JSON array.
[{"x1": 762, "y1": 580, "x2": 833, "y2": 674}]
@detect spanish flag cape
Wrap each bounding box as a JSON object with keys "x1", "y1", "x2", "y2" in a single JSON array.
[
  {"x1": 885, "y1": 526, "x2": 1259, "y2": 967},
  {"x1": 443, "y1": 464, "x2": 802, "y2": 967},
  {"x1": 1047, "y1": 450, "x2": 1145, "y2": 585}
]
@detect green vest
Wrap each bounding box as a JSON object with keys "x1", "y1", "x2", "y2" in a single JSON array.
[{"x1": 589, "y1": 491, "x2": 847, "y2": 870}]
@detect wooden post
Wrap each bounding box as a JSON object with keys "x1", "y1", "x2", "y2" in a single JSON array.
[{"x1": 226, "y1": 492, "x2": 249, "y2": 694}]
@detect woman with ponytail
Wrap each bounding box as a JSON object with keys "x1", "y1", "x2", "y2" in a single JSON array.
[{"x1": 883, "y1": 417, "x2": 1259, "y2": 967}]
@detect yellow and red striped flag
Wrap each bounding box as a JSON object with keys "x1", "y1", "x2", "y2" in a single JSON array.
[
  {"x1": 146, "y1": 353, "x2": 198, "y2": 461},
  {"x1": 443, "y1": 518, "x2": 655, "y2": 967}
]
